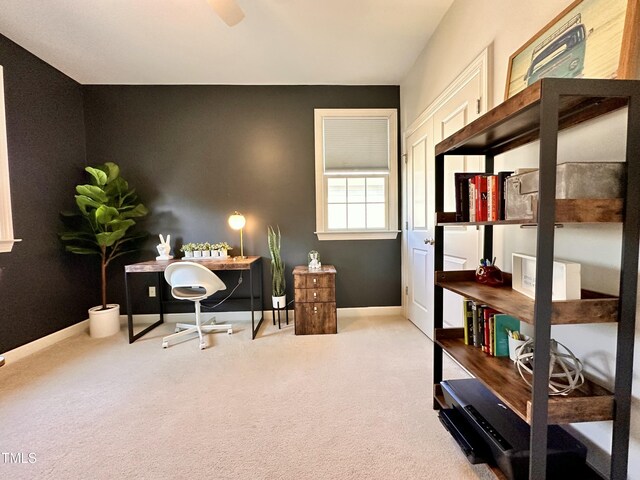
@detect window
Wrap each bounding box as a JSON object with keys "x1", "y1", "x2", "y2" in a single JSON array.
[
  {"x1": 0, "y1": 66, "x2": 17, "y2": 253},
  {"x1": 314, "y1": 109, "x2": 399, "y2": 240}
]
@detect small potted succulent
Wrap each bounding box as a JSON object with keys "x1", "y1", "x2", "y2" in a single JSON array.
[
  {"x1": 213, "y1": 242, "x2": 232, "y2": 258},
  {"x1": 180, "y1": 243, "x2": 194, "y2": 258},
  {"x1": 193, "y1": 242, "x2": 204, "y2": 257},
  {"x1": 202, "y1": 241, "x2": 212, "y2": 257}
]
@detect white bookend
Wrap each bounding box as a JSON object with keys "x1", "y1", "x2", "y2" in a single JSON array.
[{"x1": 512, "y1": 253, "x2": 581, "y2": 301}]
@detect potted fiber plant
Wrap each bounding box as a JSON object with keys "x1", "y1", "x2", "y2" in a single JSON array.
[
  {"x1": 60, "y1": 162, "x2": 148, "y2": 338},
  {"x1": 267, "y1": 225, "x2": 286, "y2": 308}
]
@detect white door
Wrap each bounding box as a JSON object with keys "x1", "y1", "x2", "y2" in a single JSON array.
[
  {"x1": 403, "y1": 54, "x2": 488, "y2": 338},
  {"x1": 432, "y1": 77, "x2": 484, "y2": 329},
  {"x1": 406, "y1": 119, "x2": 434, "y2": 335}
]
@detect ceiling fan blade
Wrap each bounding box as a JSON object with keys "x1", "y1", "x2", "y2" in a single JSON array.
[{"x1": 207, "y1": 0, "x2": 245, "y2": 27}]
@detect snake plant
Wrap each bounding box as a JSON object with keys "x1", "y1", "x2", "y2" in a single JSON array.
[{"x1": 267, "y1": 225, "x2": 286, "y2": 297}]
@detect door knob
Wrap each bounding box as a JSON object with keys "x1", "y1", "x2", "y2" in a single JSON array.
[{"x1": 424, "y1": 237, "x2": 435, "y2": 245}]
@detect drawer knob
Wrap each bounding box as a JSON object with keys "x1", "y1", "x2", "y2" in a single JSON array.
[
  {"x1": 313, "y1": 278, "x2": 317, "y2": 284},
  {"x1": 313, "y1": 292, "x2": 317, "y2": 298},
  {"x1": 313, "y1": 306, "x2": 318, "y2": 313}
]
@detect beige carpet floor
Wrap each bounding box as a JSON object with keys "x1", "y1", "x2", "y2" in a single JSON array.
[{"x1": 0, "y1": 315, "x2": 495, "y2": 480}]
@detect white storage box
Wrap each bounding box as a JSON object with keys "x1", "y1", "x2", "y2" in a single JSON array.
[{"x1": 512, "y1": 253, "x2": 581, "y2": 301}]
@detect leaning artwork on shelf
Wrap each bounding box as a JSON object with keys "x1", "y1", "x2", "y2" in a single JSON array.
[
  {"x1": 504, "y1": 0, "x2": 640, "y2": 100},
  {"x1": 512, "y1": 253, "x2": 581, "y2": 301}
]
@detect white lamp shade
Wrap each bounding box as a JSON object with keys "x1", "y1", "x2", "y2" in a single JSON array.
[{"x1": 228, "y1": 212, "x2": 246, "y2": 230}]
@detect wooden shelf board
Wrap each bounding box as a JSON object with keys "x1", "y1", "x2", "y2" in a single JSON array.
[
  {"x1": 437, "y1": 199, "x2": 623, "y2": 226},
  {"x1": 435, "y1": 330, "x2": 614, "y2": 424},
  {"x1": 435, "y1": 79, "x2": 629, "y2": 157},
  {"x1": 537, "y1": 198, "x2": 623, "y2": 223},
  {"x1": 435, "y1": 270, "x2": 618, "y2": 325}
]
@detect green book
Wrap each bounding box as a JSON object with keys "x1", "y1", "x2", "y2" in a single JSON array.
[
  {"x1": 494, "y1": 314, "x2": 520, "y2": 357},
  {"x1": 463, "y1": 299, "x2": 474, "y2": 345}
]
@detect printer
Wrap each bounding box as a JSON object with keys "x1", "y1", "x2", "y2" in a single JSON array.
[{"x1": 438, "y1": 378, "x2": 587, "y2": 480}]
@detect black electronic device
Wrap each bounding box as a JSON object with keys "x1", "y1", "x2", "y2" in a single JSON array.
[
  {"x1": 438, "y1": 407, "x2": 492, "y2": 464},
  {"x1": 440, "y1": 378, "x2": 587, "y2": 480}
]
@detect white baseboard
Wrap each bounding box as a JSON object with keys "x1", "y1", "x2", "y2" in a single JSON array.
[
  {"x1": 337, "y1": 306, "x2": 403, "y2": 318},
  {"x1": 1, "y1": 306, "x2": 403, "y2": 365},
  {"x1": 1, "y1": 319, "x2": 89, "y2": 365}
]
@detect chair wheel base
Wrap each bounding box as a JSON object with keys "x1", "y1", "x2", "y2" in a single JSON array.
[
  {"x1": 227, "y1": 329, "x2": 233, "y2": 334},
  {"x1": 162, "y1": 341, "x2": 169, "y2": 349},
  {"x1": 199, "y1": 342, "x2": 206, "y2": 350}
]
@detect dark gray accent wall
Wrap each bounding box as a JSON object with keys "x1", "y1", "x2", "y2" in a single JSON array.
[
  {"x1": 0, "y1": 34, "x2": 93, "y2": 352},
  {"x1": 82, "y1": 85, "x2": 401, "y2": 311}
]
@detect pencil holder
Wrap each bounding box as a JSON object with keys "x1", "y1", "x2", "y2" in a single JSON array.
[
  {"x1": 508, "y1": 335, "x2": 529, "y2": 362},
  {"x1": 475, "y1": 265, "x2": 504, "y2": 286}
]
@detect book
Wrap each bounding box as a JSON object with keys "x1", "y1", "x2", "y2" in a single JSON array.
[
  {"x1": 487, "y1": 175, "x2": 498, "y2": 221},
  {"x1": 477, "y1": 305, "x2": 485, "y2": 350},
  {"x1": 497, "y1": 171, "x2": 514, "y2": 220},
  {"x1": 469, "y1": 178, "x2": 476, "y2": 222},
  {"x1": 471, "y1": 302, "x2": 481, "y2": 347},
  {"x1": 454, "y1": 172, "x2": 485, "y2": 222},
  {"x1": 463, "y1": 299, "x2": 474, "y2": 345},
  {"x1": 474, "y1": 174, "x2": 488, "y2": 222},
  {"x1": 482, "y1": 307, "x2": 498, "y2": 354},
  {"x1": 493, "y1": 314, "x2": 521, "y2": 357},
  {"x1": 491, "y1": 311, "x2": 499, "y2": 356}
]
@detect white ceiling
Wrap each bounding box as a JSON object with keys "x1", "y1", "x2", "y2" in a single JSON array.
[{"x1": 0, "y1": 0, "x2": 454, "y2": 85}]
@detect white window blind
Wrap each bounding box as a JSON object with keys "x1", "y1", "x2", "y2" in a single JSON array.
[{"x1": 323, "y1": 117, "x2": 390, "y2": 172}]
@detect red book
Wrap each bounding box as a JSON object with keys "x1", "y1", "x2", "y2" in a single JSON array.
[
  {"x1": 482, "y1": 308, "x2": 498, "y2": 353},
  {"x1": 474, "y1": 174, "x2": 488, "y2": 222}
]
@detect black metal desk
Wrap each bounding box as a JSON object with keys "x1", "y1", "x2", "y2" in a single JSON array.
[{"x1": 124, "y1": 256, "x2": 263, "y2": 343}]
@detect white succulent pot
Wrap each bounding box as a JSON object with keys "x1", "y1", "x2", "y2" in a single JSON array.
[
  {"x1": 184, "y1": 251, "x2": 193, "y2": 258},
  {"x1": 202, "y1": 250, "x2": 211, "y2": 257},
  {"x1": 219, "y1": 250, "x2": 228, "y2": 259},
  {"x1": 272, "y1": 295, "x2": 286, "y2": 309},
  {"x1": 88, "y1": 304, "x2": 121, "y2": 338},
  {"x1": 193, "y1": 250, "x2": 202, "y2": 258}
]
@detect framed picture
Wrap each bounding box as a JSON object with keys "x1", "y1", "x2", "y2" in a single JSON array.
[{"x1": 504, "y1": 0, "x2": 640, "y2": 100}]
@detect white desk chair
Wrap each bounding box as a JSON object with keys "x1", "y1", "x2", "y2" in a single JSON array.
[{"x1": 162, "y1": 261, "x2": 233, "y2": 350}]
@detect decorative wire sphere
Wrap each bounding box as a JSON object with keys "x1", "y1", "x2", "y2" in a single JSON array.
[{"x1": 514, "y1": 338, "x2": 584, "y2": 396}]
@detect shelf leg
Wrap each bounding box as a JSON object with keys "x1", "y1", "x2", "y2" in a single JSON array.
[
  {"x1": 610, "y1": 89, "x2": 640, "y2": 480},
  {"x1": 529, "y1": 83, "x2": 561, "y2": 480}
]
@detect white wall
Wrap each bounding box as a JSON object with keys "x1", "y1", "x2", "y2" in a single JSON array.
[{"x1": 401, "y1": 0, "x2": 640, "y2": 477}]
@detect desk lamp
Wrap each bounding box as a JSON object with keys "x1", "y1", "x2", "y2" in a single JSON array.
[{"x1": 228, "y1": 211, "x2": 246, "y2": 258}]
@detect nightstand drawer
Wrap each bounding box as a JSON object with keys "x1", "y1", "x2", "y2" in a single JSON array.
[
  {"x1": 294, "y1": 287, "x2": 335, "y2": 303},
  {"x1": 294, "y1": 273, "x2": 334, "y2": 289},
  {"x1": 294, "y1": 302, "x2": 337, "y2": 335}
]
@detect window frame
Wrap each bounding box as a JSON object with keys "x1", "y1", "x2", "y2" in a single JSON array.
[
  {"x1": 0, "y1": 66, "x2": 17, "y2": 253},
  {"x1": 314, "y1": 108, "x2": 399, "y2": 241}
]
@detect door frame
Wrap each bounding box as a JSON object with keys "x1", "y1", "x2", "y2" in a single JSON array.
[{"x1": 401, "y1": 46, "x2": 492, "y2": 318}]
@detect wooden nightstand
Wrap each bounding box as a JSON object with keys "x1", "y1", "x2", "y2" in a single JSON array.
[{"x1": 293, "y1": 265, "x2": 337, "y2": 334}]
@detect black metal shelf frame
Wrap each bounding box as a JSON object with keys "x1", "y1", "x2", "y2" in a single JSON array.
[{"x1": 433, "y1": 79, "x2": 640, "y2": 480}]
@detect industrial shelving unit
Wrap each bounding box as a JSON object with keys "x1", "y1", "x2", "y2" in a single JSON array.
[{"x1": 432, "y1": 78, "x2": 640, "y2": 479}]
